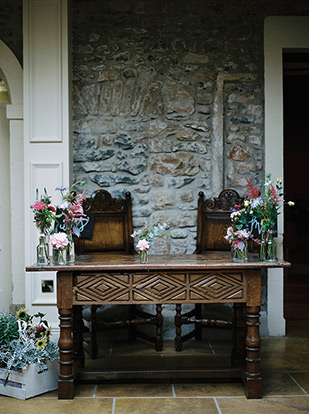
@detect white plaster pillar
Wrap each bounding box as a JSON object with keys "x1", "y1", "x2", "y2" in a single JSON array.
[
  {"x1": 264, "y1": 16, "x2": 309, "y2": 336},
  {"x1": 23, "y1": 0, "x2": 72, "y2": 330},
  {"x1": 0, "y1": 40, "x2": 23, "y2": 312}
]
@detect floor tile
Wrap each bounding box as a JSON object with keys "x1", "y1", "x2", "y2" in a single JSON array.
[
  {"x1": 261, "y1": 337, "x2": 309, "y2": 354},
  {"x1": 289, "y1": 371, "x2": 309, "y2": 394},
  {"x1": 114, "y1": 397, "x2": 219, "y2": 414},
  {"x1": 36, "y1": 384, "x2": 96, "y2": 398},
  {"x1": 207, "y1": 339, "x2": 232, "y2": 354},
  {"x1": 96, "y1": 382, "x2": 173, "y2": 397},
  {"x1": 0, "y1": 397, "x2": 113, "y2": 414},
  {"x1": 261, "y1": 353, "x2": 309, "y2": 371},
  {"x1": 174, "y1": 381, "x2": 245, "y2": 397},
  {"x1": 262, "y1": 371, "x2": 306, "y2": 396},
  {"x1": 217, "y1": 396, "x2": 309, "y2": 414}
]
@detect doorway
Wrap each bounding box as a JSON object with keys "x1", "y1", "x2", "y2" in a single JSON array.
[{"x1": 283, "y1": 50, "x2": 309, "y2": 321}]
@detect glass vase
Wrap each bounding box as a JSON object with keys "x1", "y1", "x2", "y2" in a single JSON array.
[
  {"x1": 259, "y1": 231, "x2": 267, "y2": 261},
  {"x1": 259, "y1": 231, "x2": 277, "y2": 262},
  {"x1": 140, "y1": 249, "x2": 149, "y2": 264},
  {"x1": 36, "y1": 234, "x2": 50, "y2": 266},
  {"x1": 231, "y1": 240, "x2": 248, "y2": 263},
  {"x1": 265, "y1": 232, "x2": 277, "y2": 262},
  {"x1": 52, "y1": 248, "x2": 66, "y2": 265},
  {"x1": 66, "y1": 238, "x2": 75, "y2": 264}
]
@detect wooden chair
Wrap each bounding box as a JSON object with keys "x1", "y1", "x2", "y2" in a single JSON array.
[
  {"x1": 175, "y1": 189, "x2": 246, "y2": 355},
  {"x1": 74, "y1": 189, "x2": 163, "y2": 360}
]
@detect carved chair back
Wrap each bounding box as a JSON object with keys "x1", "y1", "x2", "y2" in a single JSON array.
[
  {"x1": 195, "y1": 189, "x2": 243, "y2": 253},
  {"x1": 75, "y1": 189, "x2": 135, "y2": 254}
]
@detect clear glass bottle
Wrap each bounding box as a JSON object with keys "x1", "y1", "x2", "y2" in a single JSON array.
[
  {"x1": 36, "y1": 234, "x2": 49, "y2": 266},
  {"x1": 66, "y1": 238, "x2": 75, "y2": 264}
]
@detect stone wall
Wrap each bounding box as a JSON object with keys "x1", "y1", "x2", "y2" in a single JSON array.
[
  {"x1": 0, "y1": 0, "x2": 22, "y2": 66},
  {"x1": 72, "y1": 0, "x2": 272, "y2": 253}
]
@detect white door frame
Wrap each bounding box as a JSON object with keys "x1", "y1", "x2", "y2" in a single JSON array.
[{"x1": 264, "y1": 16, "x2": 309, "y2": 335}]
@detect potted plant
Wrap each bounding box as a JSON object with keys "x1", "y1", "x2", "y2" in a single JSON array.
[{"x1": 0, "y1": 309, "x2": 59, "y2": 399}]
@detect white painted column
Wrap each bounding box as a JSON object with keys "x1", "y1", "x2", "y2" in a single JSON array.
[
  {"x1": 23, "y1": 0, "x2": 72, "y2": 331},
  {"x1": 264, "y1": 16, "x2": 309, "y2": 336}
]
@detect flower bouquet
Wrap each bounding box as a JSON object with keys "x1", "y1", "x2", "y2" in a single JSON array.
[
  {"x1": 30, "y1": 188, "x2": 57, "y2": 236},
  {"x1": 244, "y1": 174, "x2": 294, "y2": 261},
  {"x1": 131, "y1": 219, "x2": 167, "y2": 263},
  {"x1": 55, "y1": 181, "x2": 88, "y2": 263},
  {"x1": 0, "y1": 309, "x2": 59, "y2": 399},
  {"x1": 225, "y1": 227, "x2": 252, "y2": 262},
  {"x1": 31, "y1": 188, "x2": 58, "y2": 265}
]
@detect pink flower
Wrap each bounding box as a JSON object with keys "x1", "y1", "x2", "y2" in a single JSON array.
[
  {"x1": 50, "y1": 232, "x2": 69, "y2": 249},
  {"x1": 136, "y1": 239, "x2": 150, "y2": 251},
  {"x1": 32, "y1": 201, "x2": 46, "y2": 210}
]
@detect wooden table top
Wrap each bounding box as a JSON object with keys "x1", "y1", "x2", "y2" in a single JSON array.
[{"x1": 26, "y1": 251, "x2": 291, "y2": 272}]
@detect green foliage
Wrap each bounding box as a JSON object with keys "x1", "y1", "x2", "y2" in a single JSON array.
[
  {"x1": 0, "y1": 313, "x2": 19, "y2": 347},
  {"x1": 0, "y1": 310, "x2": 59, "y2": 372}
]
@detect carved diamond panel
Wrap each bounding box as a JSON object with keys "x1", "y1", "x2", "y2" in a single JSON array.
[
  {"x1": 189, "y1": 272, "x2": 244, "y2": 301},
  {"x1": 73, "y1": 271, "x2": 245, "y2": 305},
  {"x1": 73, "y1": 273, "x2": 131, "y2": 304}
]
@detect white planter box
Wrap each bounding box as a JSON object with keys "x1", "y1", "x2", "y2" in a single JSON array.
[{"x1": 0, "y1": 360, "x2": 59, "y2": 400}]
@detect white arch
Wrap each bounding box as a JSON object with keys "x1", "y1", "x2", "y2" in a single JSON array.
[
  {"x1": 0, "y1": 38, "x2": 24, "y2": 308},
  {"x1": 0, "y1": 39, "x2": 23, "y2": 108}
]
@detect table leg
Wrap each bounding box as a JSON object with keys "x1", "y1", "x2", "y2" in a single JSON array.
[
  {"x1": 58, "y1": 307, "x2": 74, "y2": 399},
  {"x1": 244, "y1": 305, "x2": 262, "y2": 399}
]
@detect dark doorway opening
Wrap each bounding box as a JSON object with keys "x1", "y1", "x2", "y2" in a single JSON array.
[{"x1": 283, "y1": 50, "x2": 309, "y2": 323}]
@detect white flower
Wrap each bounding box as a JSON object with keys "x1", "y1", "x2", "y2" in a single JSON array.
[{"x1": 287, "y1": 201, "x2": 295, "y2": 206}]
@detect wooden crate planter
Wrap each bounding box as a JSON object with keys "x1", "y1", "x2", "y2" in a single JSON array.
[{"x1": 0, "y1": 360, "x2": 59, "y2": 400}]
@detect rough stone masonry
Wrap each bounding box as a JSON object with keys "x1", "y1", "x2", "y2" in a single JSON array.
[{"x1": 72, "y1": 0, "x2": 267, "y2": 255}]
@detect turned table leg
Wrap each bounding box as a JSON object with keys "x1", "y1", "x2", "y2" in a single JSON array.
[
  {"x1": 57, "y1": 271, "x2": 75, "y2": 399},
  {"x1": 58, "y1": 307, "x2": 74, "y2": 399},
  {"x1": 245, "y1": 305, "x2": 262, "y2": 399}
]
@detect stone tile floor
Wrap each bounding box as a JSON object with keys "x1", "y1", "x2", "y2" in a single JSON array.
[{"x1": 1, "y1": 320, "x2": 309, "y2": 414}]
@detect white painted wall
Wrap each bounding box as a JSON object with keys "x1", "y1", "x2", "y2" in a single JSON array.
[
  {"x1": 265, "y1": 16, "x2": 309, "y2": 335},
  {"x1": 0, "y1": 107, "x2": 12, "y2": 312},
  {"x1": 23, "y1": 0, "x2": 72, "y2": 332}
]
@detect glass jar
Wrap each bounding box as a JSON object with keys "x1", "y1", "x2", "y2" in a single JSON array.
[
  {"x1": 260, "y1": 231, "x2": 277, "y2": 262},
  {"x1": 66, "y1": 238, "x2": 75, "y2": 264},
  {"x1": 52, "y1": 248, "x2": 66, "y2": 265},
  {"x1": 231, "y1": 240, "x2": 248, "y2": 263},
  {"x1": 140, "y1": 249, "x2": 149, "y2": 264}
]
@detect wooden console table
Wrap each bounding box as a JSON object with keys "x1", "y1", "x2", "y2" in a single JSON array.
[{"x1": 26, "y1": 252, "x2": 290, "y2": 400}]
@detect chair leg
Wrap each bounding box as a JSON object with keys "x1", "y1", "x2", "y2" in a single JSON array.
[
  {"x1": 231, "y1": 303, "x2": 246, "y2": 367},
  {"x1": 175, "y1": 303, "x2": 183, "y2": 352},
  {"x1": 73, "y1": 305, "x2": 85, "y2": 368},
  {"x1": 155, "y1": 304, "x2": 163, "y2": 351},
  {"x1": 90, "y1": 305, "x2": 98, "y2": 359},
  {"x1": 195, "y1": 304, "x2": 202, "y2": 340},
  {"x1": 129, "y1": 305, "x2": 137, "y2": 341}
]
